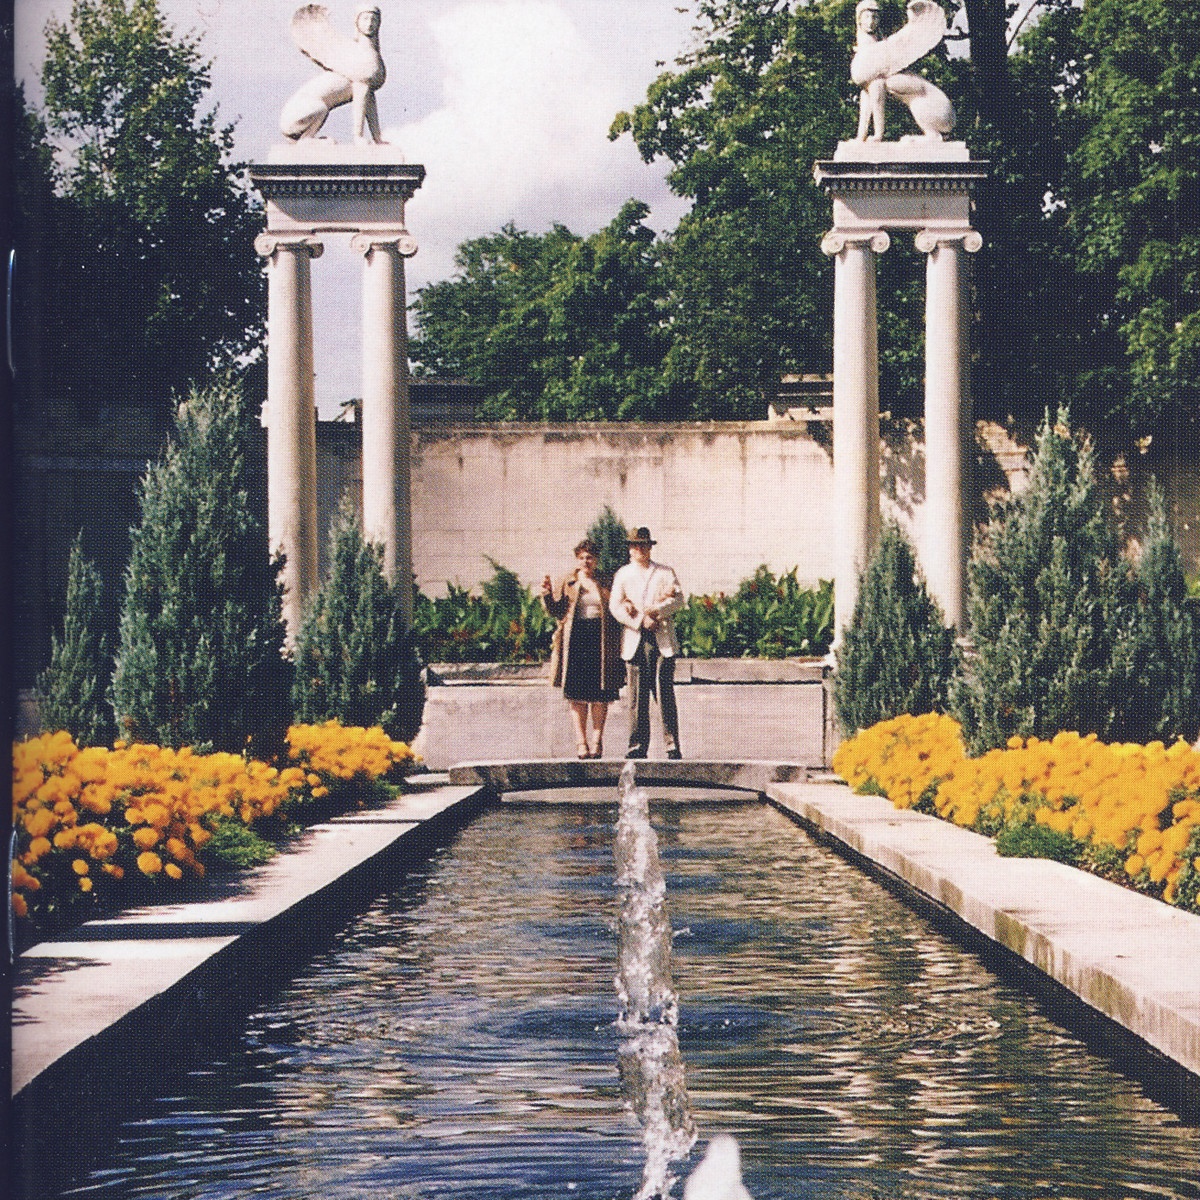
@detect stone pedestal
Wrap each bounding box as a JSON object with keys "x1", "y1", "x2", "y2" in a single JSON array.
[
  {"x1": 814, "y1": 142, "x2": 987, "y2": 634},
  {"x1": 250, "y1": 150, "x2": 425, "y2": 636}
]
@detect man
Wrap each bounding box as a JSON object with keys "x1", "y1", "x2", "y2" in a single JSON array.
[{"x1": 609, "y1": 527, "x2": 685, "y2": 759}]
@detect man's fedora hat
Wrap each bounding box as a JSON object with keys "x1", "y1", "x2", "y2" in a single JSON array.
[{"x1": 627, "y1": 526, "x2": 657, "y2": 546}]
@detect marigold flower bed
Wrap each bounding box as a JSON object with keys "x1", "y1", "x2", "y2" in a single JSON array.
[
  {"x1": 832, "y1": 713, "x2": 1200, "y2": 914},
  {"x1": 11, "y1": 722, "x2": 416, "y2": 942}
]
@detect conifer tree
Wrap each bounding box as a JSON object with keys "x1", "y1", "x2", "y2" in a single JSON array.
[
  {"x1": 292, "y1": 496, "x2": 425, "y2": 741},
  {"x1": 37, "y1": 532, "x2": 111, "y2": 746},
  {"x1": 587, "y1": 505, "x2": 628, "y2": 581},
  {"x1": 111, "y1": 378, "x2": 290, "y2": 756},
  {"x1": 1109, "y1": 483, "x2": 1200, "y2": 744},
  {"x1": 950, "y1": 409, "x2": 1129, "y2": 752},
  {"x1": 833, "y1": 522, "x2": 956, "y2": 736}
]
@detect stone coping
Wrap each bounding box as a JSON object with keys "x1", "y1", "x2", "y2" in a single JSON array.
[{"x1": 427, "y1": 658, "x2": 827, "y2": 685}]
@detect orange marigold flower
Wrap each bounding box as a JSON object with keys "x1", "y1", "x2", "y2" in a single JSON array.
[
  {"x1": 164, "y1": 863, "x2": 184, "y2": 881},
  {"x1": 137, "y1": 851, "x2": 163, "y2": 876},
  {"x1": 133, "y1": 827, "x2": 160, "y2": 849},
  {"x1": 12, "y1": 892, "x2": 28, "y2": 917},
  {"x1": 72, "y1": 859, "x2": 89, "y2": 876},
  {"x1": 79, "y1": 877, "x2": 93, "y2": 892}
]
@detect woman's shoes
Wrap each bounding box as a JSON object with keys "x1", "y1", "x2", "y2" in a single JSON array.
[
  {"x1": 576, "y1": 742, "x2": 590, "y2": 760},
  {"x1": 589, "y1": 739, "x2": 604, "y2": 760}
]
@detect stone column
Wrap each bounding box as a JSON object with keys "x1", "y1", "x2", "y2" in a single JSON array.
[
  {"x1": 916, "y1": 228, "x2": 982, "y2": 629},
  {"x1": 256, "y1": 233, "x2": 323, "y2": 643},
  {"x1": 352, "y1": 230, "x2": 419, "y2": 628},
  {"x1": 822, "y1": 229, "x2": 889, "y2": 640}
]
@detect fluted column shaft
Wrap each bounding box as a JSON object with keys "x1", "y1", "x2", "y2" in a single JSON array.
[
  {"x1": 918, "y1": 229, "x2": 981, "y2": 629},
  {"x1": 257, "y1": 233, "x2": 323, "y2": 644},
  {"x1": 824, "y1": 230, "x2": 888, "y2": 640},
  {"x1": 354, "y1": 231, "x2": 418, "y2": 628}
]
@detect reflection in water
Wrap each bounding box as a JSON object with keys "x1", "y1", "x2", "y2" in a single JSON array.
[
  {"x1": 614, "y1": 763, "x2": 696, "y2": 1198},
  {"x1": 51, "y1": 800, "x2": 1200, "y2": 1200}
]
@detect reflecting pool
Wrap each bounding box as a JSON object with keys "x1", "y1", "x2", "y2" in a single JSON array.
[{"x1": 55, "y1": 799, "x2": 1199, "y2": 1199}]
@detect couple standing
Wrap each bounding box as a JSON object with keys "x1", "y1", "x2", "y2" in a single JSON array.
[{"x1": 541, "y1": 527, "x2": 684, "y2": 760}]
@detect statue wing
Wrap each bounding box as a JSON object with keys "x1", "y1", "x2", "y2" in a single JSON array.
[
  {"x1": 851, "y1": 0, "x2": 947, "y2": 86},
  {"x1": 291, "y1": 4, "x2": 376, "y2": 81}
]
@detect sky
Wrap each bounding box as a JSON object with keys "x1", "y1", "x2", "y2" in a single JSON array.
[{"x1": 14, "y1": 0, "x2": 700, "y2": 411}]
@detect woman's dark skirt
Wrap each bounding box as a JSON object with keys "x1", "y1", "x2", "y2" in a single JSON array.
[{"x1": 563, "y1": 618, "x2": 619, "y2": 703}]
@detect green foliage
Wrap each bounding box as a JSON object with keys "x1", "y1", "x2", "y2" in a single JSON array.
[
  {"x1": 18, "y1": 0, "x2": 262, "y2": 412},
  {"x1": 587, "y1": 506, "x2": 628, "y2": 580},
  {"x1": 951, "y1": 410, "x2": 1133, "y2": 753},
  {"x1": 111, "y1": 377, "x2": 291, "y2": 757},
  {"x1": 675, "y1": 568, "x2": 834, "y2": 659},
  {"x1": 413, "y1": 562, "x2": 557, "y2": 663},
  {"x1": 292, "y1": 497, "x2": 426, "y2": 742},
  {"x1": 410, "y1": 202, "x2": 670, "y2": 419},
  {"x1": 203, "y1": 818, "x2": 278, "y2": 871},
  {"x1": 36, "y1": 533, "x2": 111, "y2": 747},
  {"x1": 833, "y1": 524, "x2": 956, "y2": 736},
  {"x1": 995, "y1": 821, "x2": 1083, "y2": 866},
  {"x1": 1110, "y1": 483, "x2": 1200, "y2": 743}
]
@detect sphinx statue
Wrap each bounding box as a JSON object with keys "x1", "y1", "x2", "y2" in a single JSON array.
[
  {"x1": 851, "y1": 0, "x2": 955, "y2": 141},
  {"x1": 280, "y1": 3, "x2": 387, "y2": 145}
]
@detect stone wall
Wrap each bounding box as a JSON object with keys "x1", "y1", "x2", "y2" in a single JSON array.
[{"x1": 12, "y1": 405, "x2": 1199, "y2": 684}]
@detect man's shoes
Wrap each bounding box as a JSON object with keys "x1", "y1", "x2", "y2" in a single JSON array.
[
  {"x1": 666, "y1": 749, "x2": 682, "y2": 760},
  {"x1": 625, "y1": 749, "x2": 647, "y2": 760}
]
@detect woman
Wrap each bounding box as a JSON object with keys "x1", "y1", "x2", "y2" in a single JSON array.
[{"x1": 541, "y1": 539, "x2": 625, "y2": 758}]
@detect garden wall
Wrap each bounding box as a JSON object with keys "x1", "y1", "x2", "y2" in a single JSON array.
[{"x1": 12, "y1": 404, "x2": 1198, "y2": 684}]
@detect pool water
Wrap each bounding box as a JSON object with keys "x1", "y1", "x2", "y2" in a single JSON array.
[{"x1": 56, "y1": 800, "x2": 1199, "y2": 1199}]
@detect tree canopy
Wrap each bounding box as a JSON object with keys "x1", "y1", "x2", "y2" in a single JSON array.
[
  {"x1": 412, "y1": 0, "x2": 1196, "y2": 441},
  {"x1": 15, "y1": 0, "x2": 263, "y2": 414}
]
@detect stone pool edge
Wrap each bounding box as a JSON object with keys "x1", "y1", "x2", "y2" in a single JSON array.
[
  {"x1": 765, "y1": 776, "x2": 1200, "y2": 1115},
  {"x1": 9, "y1": 776, "x2": 490, "y2": 1176}
]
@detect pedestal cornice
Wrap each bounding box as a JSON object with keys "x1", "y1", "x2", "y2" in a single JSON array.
[
  {"x1": 250, "y1": 162, "x2": 426, "y2": 237},
  {"x1": 813, "y1": 159, "x2": 990, "y2": 194}
]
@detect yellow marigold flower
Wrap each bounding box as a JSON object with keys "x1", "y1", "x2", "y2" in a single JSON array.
[
  {"x1": 137, "y1": 851, "x2": 163, "y2": 876},
  {"x1": 12, "y1": 863, "x2": 39, "y2": 890},
  {"x1": 102, "y1": 863, "x2": 124, "y2": 880},
  {"x1": 133, "y1": 827, "x2": 160, "y2": 850},
  {"x1": 1125, "y1": 853, "x2": 1145, "y2": 876},
  {"x1": 79, "y1": 876, "x2": 93, "y2": 892},
  {"x1": 27, "y1": 836, "x2": 52, "y2": 861},
  {"x1": 307, "y1": 773, "x2": 322, "y2": 787},
  {"x1": 312, "y1": 785, "x2": 329, "y2": 798},
  {"x1": 24, "y1": 808, "x2": 56, "y2": 838},
  {"x1": 72, "y1": 859, "x2": 89, "y2": 876},
  {"x1": 12, "y1": 892, "x2": 28, "y2": 918},
  {"x1": 53, "y1": 829, "x2": 77, "y2": 849},
  {"x1": 125, "y1": 808, "x2": 145, "y2": 825},
  {"x1": 164, "y1": 863, "x2": 184, "y2": 881}
]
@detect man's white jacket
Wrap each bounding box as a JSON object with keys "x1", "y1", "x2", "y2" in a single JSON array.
[{"x1": 609, "y1": 560, "x2": 685, "y2": 662}]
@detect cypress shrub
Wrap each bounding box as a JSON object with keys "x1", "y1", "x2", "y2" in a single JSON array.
[
  {"x1": 1109, "y1": 482, "x2": 1200, "y2": 743},
  {"x1": 587, "y1": 505, "x2": 628, "y2": 580},
  {"x1": 292, "y1": 496, "x2": 425, "y2": 741},
  {"x1": 111, "y1": 378, "x2": 291, "y2": 757},
  {"x1": 833, "y1": 522, "x2": 956, "y2": 736},
  {"x1": 37, "y1": 532, "x2": 111, "y2": 746},
  {"x1": 950, "y1": 410, "x2": 1127, "y2": 753}
]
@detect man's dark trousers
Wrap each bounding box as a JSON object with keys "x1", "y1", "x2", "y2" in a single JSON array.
[{"x1": 626, "y1": 636, "x2": 680, "y2": 758}]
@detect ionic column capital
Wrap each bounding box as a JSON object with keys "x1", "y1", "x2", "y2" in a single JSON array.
[
  {"x1": 255, "y1": 233, "x2": 324, "y2": 260},
  {"x1": 351, "y1": 230, "x2": 419, "y2": 259},
  {"x1": 914, "y1": 228, "x2": 983, "y2": 255},
  {"x1": 821, "y1": 229, "x2": 890, "y2": 257}
]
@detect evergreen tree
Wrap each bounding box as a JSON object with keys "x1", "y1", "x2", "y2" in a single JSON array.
[
  {"x1": 1110, "y1": 483, "x2": 1200, "y2": 744},
  {"x1": 587, "y1": 506, "x2": 628, "y2": 581},
  {"x1": 950, "y1": 410, "x2": 1130, "y2": 752},
  {"x1": 292, "y1": 496, "x2": 425, "y2": 742},
  {"x1": 112, "y1": 378, "x2": 290, "y2": 756},
  {"x1": 36, "y1": 533, "x2": 111, "y2": 746},
  {"x1": 833, "y1": 522, "x2": 956, "y2": 736}
]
